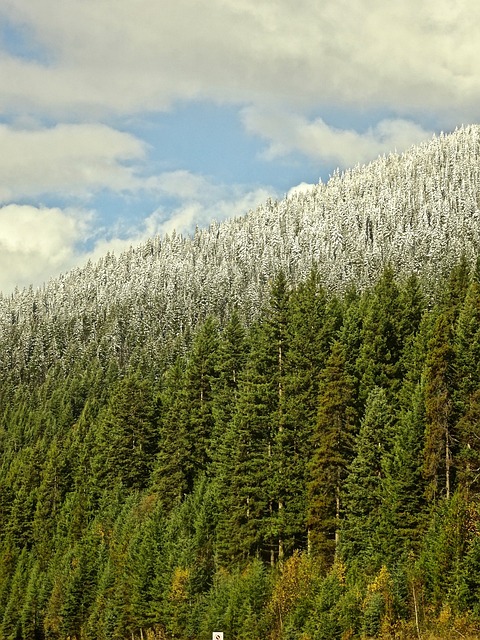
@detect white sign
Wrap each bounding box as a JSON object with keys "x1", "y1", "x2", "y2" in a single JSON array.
[{"x1": 213, "y1": 633, "x2": 224, "y2": 640}]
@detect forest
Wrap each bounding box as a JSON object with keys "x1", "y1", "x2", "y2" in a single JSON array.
[
  {"x1": 2, "y1": 260, "x2": 480, "y2": 639},
  {"x1": 2, "y1": 127, "x2": 480, "y2": 639}
]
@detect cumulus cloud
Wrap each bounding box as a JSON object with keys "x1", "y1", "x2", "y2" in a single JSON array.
[
  {"x1": 0, "y1": 0, "x2": 479, "y2": 120},
  {"x1": 0, "y1": 204, "x2": 91, "y2": 293},
  {"x1": 0, "y1": 123, "x2": 147, "y2": 201},
  {"x1": 242, "y1": 109, "x2": 434, "y2": 167}
]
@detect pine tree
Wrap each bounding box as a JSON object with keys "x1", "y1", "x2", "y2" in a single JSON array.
[
  {"x1": 423, "y1": 311, "x2": 455, "y2": 501},
  {"x1": 153, "y1": 316, "x2": 220, "y2": 511},
  {"x1": 211, "y1": 309, "x2": 248, "y2": 449},
  {"x1": 60, "y1": 532, "x2": 101, "y2": 639},
  {"x1": 454, "y1": 274, "x2": 480, "y2": 497},
  {"x1": 93, "y1": 374, "x2": 160, "y2": 490},
  {"x1": 357, "y1": 266, "x2": 405, "y2": 404},
  {"x1": 183, "y1": 315, "x2": 220, "y2": 485},
  {"x1": 215, "y1": 320, "x2": 278, "y2": 565},
  {"x1": 307, "y1": 340, "x2": 358, "y2": 567},
  {"x1": 152, "y1": 357, "x2": 190, "y2": 511},
  {"x1": 1, "y1": 548, "x2": 31, "y2": 640},
  {"x1": 380, "y1": 381, "x2": 426, "y2": 559},
  {"x1": 283, "y1": 270, "x2": 343, "y2": 556},
  {"x1": 216, "y1": 272, "x2": 292, "y2": 565},
  {"x1": 20, "y1": 559, "x2": 46, "y2": 640},
  {"x1": 341, "y1": 387, "x2": 395, "y2": 569}
]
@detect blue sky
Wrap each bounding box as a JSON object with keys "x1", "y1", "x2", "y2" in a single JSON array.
[{"x1": 0, "y1": 0, "x2": 478, "y2": 293}]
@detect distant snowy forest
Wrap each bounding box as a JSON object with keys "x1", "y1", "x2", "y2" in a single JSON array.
[{"x1": 2, "y1": 125, "x2": 480, "y2": 385}]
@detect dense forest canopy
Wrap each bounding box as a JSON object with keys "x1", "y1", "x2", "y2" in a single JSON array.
[{"x1": 2, "y1": 127, "x2": 480, "y2": 639}]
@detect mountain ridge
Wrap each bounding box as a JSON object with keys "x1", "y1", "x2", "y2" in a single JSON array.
[{"x1": 1, "y1": 124, "x2": 480, "y2": 383}]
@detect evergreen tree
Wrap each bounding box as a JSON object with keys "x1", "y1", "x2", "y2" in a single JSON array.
[
  {"x1": 1, "y1": 548, "x2": 31, "y2": 640},
  {"x1": 216, "y1": 272, "x2": 292, "y2": 565},
  {"x1": 152, "y1": 357, "x2": 190, "y2": 511},
  {"x1": 423, "y1": 311, "x2": 455, "y2": 501},
  {"x1": 356, "y1": 266, "x2": 406, "y2": 404},
  {"x1": 153, "y1": 316, "x2": 220, "y2": 511},
  {"x1": 211, "y1": 309, "x2": 249, "y2": 449},
  {"x1": 94, "y1": 374, "x2": 160, "y2": 490},
  {"x1": 341, "y1": 387, "x2": 395, "y2": 569},
  {"x1": 20, "y1": 559, "x2": 46, "y2": 640},
  {"x1": 183, "y1": 315, "x2": 220, "y2": 483},
  {"x1": 215, "y1": 320, "x2": 279, "y2": 565},
  {"x1": 381, "y1": 381, "x2": 426, "y2": 559},
  {"x1": 283, "y1": 271, "x2": 343, "y2": 556},
  {"x1": 454, "y1": 275, "x2": 480, "y2": 497},
  {"x1": 60, "y1": 532, "x2": 101, "y2": 639},
  {"x1": 307, "y1": 340, "x2": 358, "y2": 567}
]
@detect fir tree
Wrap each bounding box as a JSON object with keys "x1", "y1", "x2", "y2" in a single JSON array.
[
  {"x1": 380, "y1": 381, "x2": 426, "y2": 559},
  {"x1": 341, "y1": 387, "x2": 395, "y2": 569},
  {"x1": 93, "y1": 375, "x2": 160, "y2": 490},
  {"x1": 423, "y1": 311, "x2": 455, "y2": 501},
  {"x1": 307, "y1": 340, "x2": 357, "y2": 567}
]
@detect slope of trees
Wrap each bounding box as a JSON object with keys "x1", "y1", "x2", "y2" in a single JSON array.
[
  {"x1": 1, "y1": 262, "x2": 480, "y2": 639},
  {"x1": 2, "y1": 126, "x2": 480, "y2": 393},
  {"x1": 3, "y1": 128, "x2": 480, "y2": 638}
]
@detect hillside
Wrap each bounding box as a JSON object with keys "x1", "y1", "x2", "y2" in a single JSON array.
[
  {"x1": 1, "y1": 125, "x2": 480, "y2": 388},
  {"x1": 2, "y1": 127, "x2": 480, "y2": 640}
]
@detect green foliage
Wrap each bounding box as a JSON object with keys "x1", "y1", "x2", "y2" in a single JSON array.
[
  {"x1": 200, "y1": 560, "x2": 271, "y2": 640},
  {"x1": 341, "y1": 387, "x2": 395, "y2": 569},
  {"x1": 93, "y1": 374, "x2": 160, "y2": 490},
  {"x1": 307, "y1": 340, "x2": 358, "y2": 567},
  {"x1": 3, "y1": 259, "x2": 480, "y2": 639}
]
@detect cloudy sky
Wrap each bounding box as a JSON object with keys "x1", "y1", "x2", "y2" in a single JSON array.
[{"x1": 0, "y1": 0, "x2": 478, "y2": 293}]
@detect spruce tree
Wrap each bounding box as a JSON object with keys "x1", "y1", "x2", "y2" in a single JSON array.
[
  {"x1": 93, "y1": 374, "x2": 160, "y2": 490},
  {"x1": 152, "y1": 357, "x2": 190, "y2": 511},
  {"x1": 284, "y1": 270, "x2": 343, "y2": 556},
  {"x1": 153, "y1": 316, "x2": 220, "y2": 511},
  {"x1": 454, "y1": 275, "x2": 480, "y2": 497},
  {"x1": 215, "y1": 320, "x2": 278, "y2": 565},
  {"x1": 216, "y1": 272, "x2": 292, "y2": 565},
  {"x1": 211, "y1": 309, "x2": 249, "y2": 447},
  {"x1": 307, "y1": 340, "x2": 357, "y2": 567},
  {"x1": 341, "y1": 387, "x2": 395, "y2": 569},
  {"x1": 423, "y1": 311, "x2": 455, "y2": 501},
  {"x1": 380, "y1": 381, "x2": 426, "y2": 559},
  {"x1": 356, "y1": 266, "x2": 405, "y2": 404}
]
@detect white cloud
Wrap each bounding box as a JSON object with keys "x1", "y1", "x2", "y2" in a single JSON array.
[
  {"x1": 145, "y1": 170, "x2": 223, "y2": 203},
  {"x1": 0, "y1": 204, "x2": 91, "y2": 293},
  {"x1": 242, "y1": 109, "x2": 434, "y2": 167},
  {"x1": 0, "y1": 0, "x2": 479, "y2": 120},
  {"x1": 287, "y1": 183, "x2": 316, "y2": 198},
  {"x1": 0, "y1": 123, "x2": 147, "y2": 201}
]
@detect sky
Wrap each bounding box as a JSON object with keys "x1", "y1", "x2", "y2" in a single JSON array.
[{"x1": 0, "y1": 0, "x2": 479, "y2": 294}]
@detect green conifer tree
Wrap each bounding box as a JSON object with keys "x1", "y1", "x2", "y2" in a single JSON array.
[
  {"x1": 381, "y1": 381, "x2": 426, "y2": 559},
  {"x1": 94, "y1": 375, "x2": 160, "y2": 490},
  {"x1": 153, "y1": 316, "x2": 220, "y2": 511},
  {"x1": 307, "y1": 340, "x2": 358, "y2": 567},
  {"x1": 454, "y1": 275, "x2": 480, "y2": 497},
  {"x1": 283, "y1": 271, "x2": 343, "y2": 556},
  {"x1": 341, "y1": 387, "x2": 395, "y2": 569},
  {"x1": 216, "y1": 272, "x2": 291, "y2": 565},
  {"x1": 357, "y1": 266, "x2": 406, "y2": 404},
  {"x1": 423, "y1": 311, "x2": 455, "y2": 501}
]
